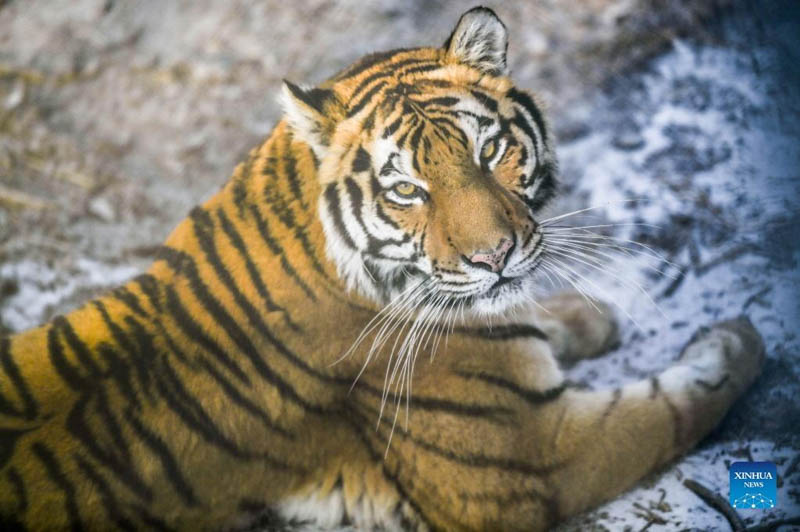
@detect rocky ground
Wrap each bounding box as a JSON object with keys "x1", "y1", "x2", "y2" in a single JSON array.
[{"x1": 1, "y1": 1, "x2": 798, "y2": 530}]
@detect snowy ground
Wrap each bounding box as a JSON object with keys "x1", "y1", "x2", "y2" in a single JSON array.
[
  {"x1": 552, "y1": 17, "x2": 800, "y2": 532},
  {"x1": 1, "y1": 1, "x2": 799, "y2": 531}
]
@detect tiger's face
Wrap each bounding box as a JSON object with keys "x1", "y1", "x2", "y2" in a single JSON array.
[{"x1": 281, "y1": 8, "x2": 556, "y2": 314}]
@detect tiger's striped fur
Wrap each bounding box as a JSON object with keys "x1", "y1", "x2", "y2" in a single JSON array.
[{"x1": 0, "y1": 7, "x2": 764, "y2": 531}]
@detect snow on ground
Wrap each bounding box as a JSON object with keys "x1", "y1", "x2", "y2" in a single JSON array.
[
  {"x1": 0, "y1": 257, "x2": 140, "y2": 331},
  {"x1": 552, "y1": 35, "x2": 800, "y2": 531}
]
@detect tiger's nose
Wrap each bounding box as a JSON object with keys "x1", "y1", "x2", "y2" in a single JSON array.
[{"x1": 467, "y1": 238, "x2": 514, "y2": 273}]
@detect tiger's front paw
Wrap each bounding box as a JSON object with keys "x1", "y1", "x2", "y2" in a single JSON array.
[
  {"x1": 536, "y1": 291, "x2": 619, "y2": 362},
  {"x1": 680, "y1": 316, "x2": 765, "y2": 395}
]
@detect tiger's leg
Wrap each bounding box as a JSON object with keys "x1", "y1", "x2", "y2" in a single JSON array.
[
  {"x1": 536, "y1": 317, "x2": 764, "y2": 518},
  {"x1": 532, "y1": 291, "x2": 619, "y2": 362}
]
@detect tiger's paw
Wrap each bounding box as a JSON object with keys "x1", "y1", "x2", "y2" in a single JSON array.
[
  {"x1": 679, "y1": 316, "x2": 765, "y2": 395},
  {"x1": 535, "y1": 291, "x2": 619, "y2": 362}
]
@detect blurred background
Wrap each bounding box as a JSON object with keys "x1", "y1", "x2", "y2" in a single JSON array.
[{"x1": 0, "y1": 1, "x2": 798, "y2": 530}]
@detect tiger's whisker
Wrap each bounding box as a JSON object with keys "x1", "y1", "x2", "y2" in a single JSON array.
[
  {"x1": 544, "y1": 254, "x2": 647, "y2": 331},
  {"x1": 545, "y1": 245, "x2": 667, "y2": 320},
  {"x1": 334, "y1": 276, "x2": 431, "y2": 368},
  {"x1": 544, "y1": 238, "x2": 678, "y2": 280},
  {"x1": 543, "y1": 230, "x2": 680, "y2": 269},
  {"x1": 543, "y1": 222, "x2": 662, "y2": 231},
  {"x1": 539, "y1": 255, "x2": 602, "y2": 312},
  {"x1": 538, "y1": 199, "x2": 646, "y2": 225}
]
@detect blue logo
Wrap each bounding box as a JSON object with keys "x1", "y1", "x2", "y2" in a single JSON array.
[{"x1": 730, "y1": 461, "x2": 777, "y2": 509}]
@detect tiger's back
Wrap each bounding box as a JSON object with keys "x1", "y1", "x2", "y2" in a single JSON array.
[{"x1": 0, "y1": 8, "x2": 764, "y2": 531}]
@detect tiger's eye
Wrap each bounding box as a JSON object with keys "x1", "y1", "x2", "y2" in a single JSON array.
[
  {"x1": 481, "y1": 138, "x2": 498, "y2": 161},
  {"x1": 393, "y1": 182, "x2": 418, "y2": 197}
]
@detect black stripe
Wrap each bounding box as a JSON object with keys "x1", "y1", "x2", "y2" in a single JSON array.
[
  {"x1": 454, "y1": 372, "x2": 566, "y2": 406},
  {"x1": 281, "y1": 137, "x2": 308, "y2": 210},
  {"x1": 97, "y1": 344, "x2": 141, "y2": 410},
  {"x1": 399, "y1": 64, "x2": 440, "y2": 77},
  {"x1": 73, "y1": 455, "x2": 137, "y2": 532},
  {"x1": 342, "y1": 411, "x2": 434, "y2": 529},
  {"x1": 409, "y1": 123, "x2": 425, "y2": 172},
  {"x1": 216, "y1": 208, "x2": 301, "y2": 331},
  {"x1": 511, "y1": 110, "x2": 539, "y2": 163},
  {"x1": 262, "y1": 162, "x2": 301, "y2": 229},
  {"x1": 232, "y1": 174, "x2": 250, "y2": 219},
  {"x1": 601, "y1": 388, "x2": 622, "y2": 423},
  {"x1": 355, "y1": 385, "x2": 513, "y2": 421},
  {"x1": 163, "y1": 286, "x2": 251, "y2": 385},
  {"x1": 661, "y1": 394, "x2": 685, "y2": 448},
  {"x1": 323, "y1": 183, "x2": 357, "y2": 249},
  {"x1": 110, "y1": 287, "x2": 148, "y2": 318},
  {"x1": 649, "y1": 376, "x2": 661, "y2": 399},
  {"x1": 124, "y1": 409, "x2": 200, "y2": 507},
  {"x1": 248, "y1": 204, "x2": 320, "y2": 300},
  {"x1": 0, "y1": 428, "x2": 32, "y2": 471},
  {"x1": 157, "y1": 246, "x2": 330, "y2": 413},
  {"x1": 349, "y1": 58, "x2": 434, "y2": 100},
  {"x1": 362, "y1": 107, "x2": 376, "y2": 132},
  {"x1": 395, "y1": 115, "x2": 416, "y2": 148},
  {"x1": 0, "y1": 337, "x2": 38, "y2": 419},
  {"x1": 508, "y1": 88, "x2": 548, "y2": 142},
  {"x1": 134, "y1": 274, "x2": 163, "y2": 313},
  {"x1": 54, "y1": 315, "x2": 102, "y2": 377},
  {"x1": 352, "y1": 146, "x2": 371, "y2": 173},
  {"x1": 7, "y1": 467, "x2": 27, "y2": 513},
  {"x1": 529, "y1": 160, "x2": 557, "y2": 210},
  {"x1": 31, "y1": 443, "x2": 83, "y2": 532},
  {"x1": 194, "y1": 212, "x2": 336, "y2": 388},
  {"x1": 129, "y1": 504, "x2": 174, "y2": 532},
  {"x1": 155, "y1": 357, "x2": 300, "y2": 470},
  {"x1": 470, "y1": 89, "x2": 498, "y2": 112},
  {"x1": 65, "y1": 392, "x2": 153, "y2": 502},
  {"x1": 153, "y1": 360, "x2": 260, "y2": 460},
  {"x1": 374, "y1": 197, "x2": 400, "y2": 231},
  {"x1": 455, "y1": 324, "x2": 548, "y2": 341},
  {"x1": 194, "y1": 216, "x2": 350, "y2": 387},
  {"x1": 47, "y1": 321, "x2": 86, "y2": 389},
  {"x1": 344, "y1": 177, "x2": 409, "y2": 257},
  {"x1": 157, "y1": 246, "x2": 264, "y2": 375},
  {"x1": 417, "y1": 96, "x2": 460, "y2": 108},
  {"x1": 157, "y1": 361, "x2": 302, "y2": 471},
  {"x1": 382, "y1": 116, "x2": 402, "y2": 138},
  {"x1": 93, "y1": 303, "x2": 154, "y2": 401},
  {"x1": 695, "y1": 374, "x2": 730, "y2": 392},
  {"x1": 194, "y1": 357, "x2": 293, "y2": 440},
  {"x1": 428, "y1": 115, "x2": 469, "y2": 149},
  {"x1": 260, "y1": 164, "x2": 336, "y2": 287},
  {"x1": 347, "y1": 81, "x2": 387, "y2": 118},
  {"x1": 334, "y1": 48, "x2": 415, "y2": 80},
  {"x1": 354, "y1": 403, "x2": 561, "y2": 476}
]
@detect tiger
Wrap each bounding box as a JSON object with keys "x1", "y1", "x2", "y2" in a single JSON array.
[{"x1": 0, "y1": 6, "x2": 765, "y2": 531}]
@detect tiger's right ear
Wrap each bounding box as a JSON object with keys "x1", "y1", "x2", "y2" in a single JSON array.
[
  {"x1": 280, "y1": 80, "x2": 343, "y2": 158},
  {"x1": 444, "y1": 7, "x2": 508, "y2": 76}
]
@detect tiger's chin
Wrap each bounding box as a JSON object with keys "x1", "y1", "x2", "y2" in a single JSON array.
[{"x1": 467, "y1": 274, "x2": 539, "y2": 316}]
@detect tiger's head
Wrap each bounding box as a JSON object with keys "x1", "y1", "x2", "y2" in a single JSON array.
[{"x1": 281, "y1": 7, "x2": 557, "y2": 315}]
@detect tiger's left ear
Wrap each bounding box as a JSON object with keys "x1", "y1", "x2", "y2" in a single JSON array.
[
  {"x1": 443, "y1": 7, "x2": 508, "y2": 76},
  {"x1": 280, "y1": 80, "x2": 343, "y2": 158}
]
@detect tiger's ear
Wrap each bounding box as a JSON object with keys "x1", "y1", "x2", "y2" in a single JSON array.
[
  {"x1": 443, "y1": 7, "x2": 508, "y2": 76},
  {"x1": 280, "y1": 80, "x2": 342, "y2": 158}
]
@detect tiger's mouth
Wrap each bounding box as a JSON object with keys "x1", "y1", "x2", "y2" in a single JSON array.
[
  {"x1": 491, "y1": 275, "x2": 516, "y2": 289},
  {"x1": 431, "y1": 259, "x2": 540, "y2": 311},
  {"x1": 478, "y1": 272, "x2": 527, "y2": 300}
]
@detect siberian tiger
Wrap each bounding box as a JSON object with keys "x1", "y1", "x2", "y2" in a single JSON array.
[{"x1": 0, "y1": 7, "x2": 764, "y2": 531}]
